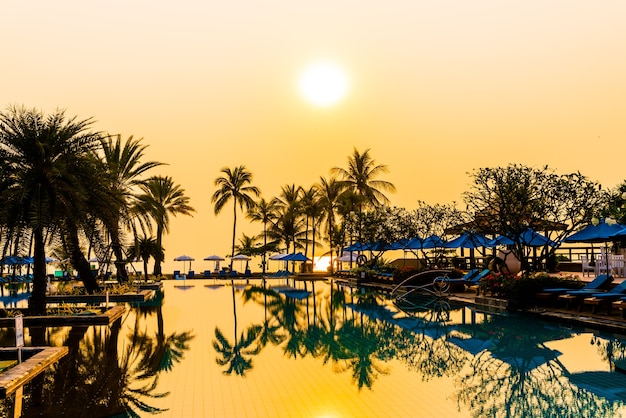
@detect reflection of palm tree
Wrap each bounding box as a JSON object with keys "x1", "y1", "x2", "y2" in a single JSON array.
[
  {"x1": 213, "y1": 281, "x2": 261, "y2": 376},
  {"x1": 243, "y1": 285, "x2": 286, "y2": 349}
]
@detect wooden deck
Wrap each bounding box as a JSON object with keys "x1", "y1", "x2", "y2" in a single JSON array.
[
  {"x1": 0, "y1": 305, "x2": 125, "y2": 328},
  {"x1": 0, "y1": 346, "x2": 68, "y2": 398}
]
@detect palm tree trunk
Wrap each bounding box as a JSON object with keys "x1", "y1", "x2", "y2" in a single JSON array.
[
  {"x1": 143, "y1": 258, "x2": 149, "y2": 281},
  {"x1": 109, "y1": 228, "x2": 128, "y2": 282},
  {"x1": 29, "y1": 226, "x2": 47, "y2": 314},
  {"x1": 65, "y1": 221, "x2": 100, "y2": 294},
  {"x1": 154, "y1": 224, "x2": 163, "y2": 276},
  {"x1": 231, "y1": 198, "x2": 237, "y2": 270}
]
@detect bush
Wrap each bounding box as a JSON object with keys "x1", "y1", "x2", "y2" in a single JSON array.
[{"x1": 479, "y1": 272, "x2": 582, "y2": 307}]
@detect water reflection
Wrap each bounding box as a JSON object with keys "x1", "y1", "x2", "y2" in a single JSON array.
[
  {"x1": 0, "y1": 289, "x2": 194, "y2": 417},
  {"x1": 3, "y1": 279, "x2": 626, "y2": 416}
]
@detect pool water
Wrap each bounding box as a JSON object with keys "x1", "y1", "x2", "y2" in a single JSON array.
[{"x1": 2, "y1": 278, "x2": 626, "y2": 417}]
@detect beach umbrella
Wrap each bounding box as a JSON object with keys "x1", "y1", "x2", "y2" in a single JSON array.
[
  {"x1": 231, "y1": 254, "x2": 251, "y2": 271},
  {"x1": 564, "y1": 220, "x2": 625, "y2": 244},
  {"x1": 283, "y1": 252, "x2": 310, "y2": 261},
  {"x1": 174, "y1": 254, "x2": 195, "y2": 273},
  {"x1": 422, "y1": 235, "x2": 445, "y2": 249},
  {"x1": 565, "y1": 219, "x2": 624, "y2": 268},
  {"x1": 204, "y1": 254, "x2": 224, "y2": 272},
  {"x1": 444, "y1": 232, "x2": 489, "y2": 270},
  {"x1": 443, "y1": 232, "x2": 489, "y2": 249}
]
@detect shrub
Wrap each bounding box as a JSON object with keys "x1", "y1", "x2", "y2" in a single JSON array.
[{"x1": 479, "y1": 272, "x2": 582, "y2": 307}]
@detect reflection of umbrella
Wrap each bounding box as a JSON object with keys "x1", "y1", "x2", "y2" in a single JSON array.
[
  {"x1": 204, "y1": 255, "x2": 225, "y2": 272},
  {"x1": 568, "y1": 371, "x2": 626, "y2": 402},
  {"x1": 173, "y1": 255, "x2": 195, "y2": 273}
]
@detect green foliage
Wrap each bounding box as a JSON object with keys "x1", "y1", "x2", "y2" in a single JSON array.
[{"x1": 479, "y1": 272, "x2": 582, "y2": 306}]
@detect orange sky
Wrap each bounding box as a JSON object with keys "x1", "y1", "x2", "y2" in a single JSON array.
[{"x1": 3, "y1": 1, "x2": 626, "y2": 273}]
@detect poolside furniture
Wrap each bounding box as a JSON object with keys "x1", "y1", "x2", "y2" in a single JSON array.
[
  {"x1": 611, "y1": 254, "x2": 625, "y2": 277},
  {"x1": 188, "y1": 270, "x2": 195, "y2": 279},
  {"x1": 559, "y1": 274, "x2": 614, "y2": 309},
  {"x1": 542, "y1": 274, "x2": 613, "y2": 295},
  {"x1": 244, "y1": 269, "x2": 252, "y2": 277},
  {"x1": 465, "y1": 269, "x2": 491, "y2": 295},
  {"x1": 203, "y1": 270, "x2": 212, "y2": 278},
  {"x1": 582, "y1": 281, "x2": 626, "y2": 314},
  {"x1": 580, "y1": 255, "x2": 594, "y2": 277},
  {"x1": 219, "y1": 270, "x2": 227, "y2": 278},
  {"x1": 173, "y1": 270, "x2": 180, "y2": 278}
]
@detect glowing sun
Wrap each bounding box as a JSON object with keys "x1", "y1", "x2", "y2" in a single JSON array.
[{"x1": 299, "y1": 62, "x2": 349, "y2": 107}]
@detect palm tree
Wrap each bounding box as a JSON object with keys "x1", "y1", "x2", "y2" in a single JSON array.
[
  {"x1": 135, "y1": 176, "x2": 195, "y2": 276},
  {"x1": 99, "y1": 134, "x2": 163, "y2": 282},
  {"x1": 300, "y1": 186, "x2": 323, "y2": 272},
  {"x1": 0, "y1": 105, "x2": 104, "y2": 312},
  {"x1": 128, "y1": 236, "x2": 164, "y2": 281},
  {"x1": 317, "y1": 176, "x2": 346, "y2": 273},
  {"x1": 247, "y1": 197, "x2": 280, "y2": 274},
  {"x1": 331, "y1": 147, "x2": 395, "y2": 209},
  {"x1": 212, "y1": 166, "x2": 260, "y2": 269}
]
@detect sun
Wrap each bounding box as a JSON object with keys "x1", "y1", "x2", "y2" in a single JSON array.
[{"x1": 298, "y1": 62, "x2": 349, "y2": 107}]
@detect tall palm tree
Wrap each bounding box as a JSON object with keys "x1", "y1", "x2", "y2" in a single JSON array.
[
  {"x1": 0, "y1": 105, "x2": 104, "y2": 312},
  {"x1": 135, "y1": 176, "x2": 195, "y2": 276},
  {"x1": 331, "y1": 147, "x2": 395, "y2": 209},
  {"x1": 274, "y1": 184, "x2": 304, "y2": 254},
  {"x1": 99, "y1": 134, "x2": 163, "y2": 282},
  {"x1": 212, "y1": 166, "x2": 260, "y2": 269},
  {"x1": 317, "y1": 176, "x2": 346, "y2": 273},
  {"x1": 128, "y1": 236, "x2": 164, "y2": 281},
  {"x1": 300, "y1": 186, "x2": 323, "y2": 272},
  {"x1": 247, "y1": 197, "x2": 280, "y2": 274}
]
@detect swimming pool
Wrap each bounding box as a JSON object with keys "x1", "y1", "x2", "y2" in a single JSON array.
[{"x1": 2, "y1": 278, "x2": 626, "y2": 417}]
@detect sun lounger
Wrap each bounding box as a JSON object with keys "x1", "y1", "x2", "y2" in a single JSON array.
[
  {"x1": 582, "y1": 281, "x2": 626, "y2": 314},
  {"x1": 542, "y1": 274, "x2": 613, "y2": 295}
]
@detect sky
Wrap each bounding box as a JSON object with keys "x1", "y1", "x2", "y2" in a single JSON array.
[{"x1": 3, "y1": 1, "x2": 626, "y2": 273}]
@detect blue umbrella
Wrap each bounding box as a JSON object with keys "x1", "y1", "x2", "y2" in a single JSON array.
[
  {"x1": 443, "y1": 232, "x2": 489, "y2": 249},
  {"x1": 422, "y1": 235, "x2": 445, "y2": 249},
  {"x1": 564, "y1": 221, "x2": 625, "y2": 243},
  {"x1": 488, "y1": 228, "x2": 556, "y2": 247},
  {"x1": 282, "y1": 252, "x2": 310, "y2": 262}
]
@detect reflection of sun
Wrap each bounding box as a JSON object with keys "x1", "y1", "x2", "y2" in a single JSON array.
[{"x1": 299, "y1": 62, "x2": 349, "y2": 107}]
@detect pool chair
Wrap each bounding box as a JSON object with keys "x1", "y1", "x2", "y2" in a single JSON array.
[
  {"x1": 230, "y1": 270, "x2": 239, "y2": 277},
  {"x1": 542, "y1": 273, "x2": 613, "y2": 295},
  {"x1": 244, "y1": 269, "x2": 252, "y2": 277},
  {"x1": 219, "y1": 270, "x2": 227, "y2": 278},
  {"x1": 173, "y1": 270, "x2": 180, "y2": 278},
  {"x1": 582, "y1": 281, "x2": 626, "y2": 314},
  {"x1": 203, "y1": 270, "x2": 212, "y2": 278},
  {"x1": 464, "y1": 269, "x2": 491, "y2": 295},
  {"x1": 188, "y1": 270, "x2": 195, "y2": 279}
]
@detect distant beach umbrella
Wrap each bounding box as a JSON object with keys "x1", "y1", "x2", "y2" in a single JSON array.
[
  {"x1": 231, "y1": 254, "x2": 251, "y2": 271},
  {"x1": 174, "y1": 254, "x2": 195, "y2": 273},
  {"x1": 204, "y1": 255, "x2": 225, "y2": 271}
]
